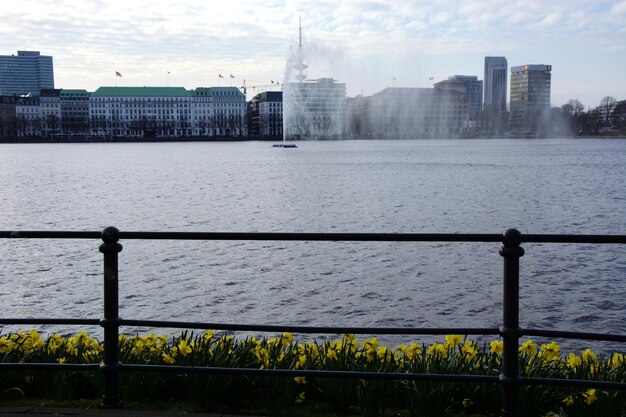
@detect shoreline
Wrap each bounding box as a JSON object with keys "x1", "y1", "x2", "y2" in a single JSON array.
[{"x1": 0, "y1": 135, "x2": 624, "y2": 144}]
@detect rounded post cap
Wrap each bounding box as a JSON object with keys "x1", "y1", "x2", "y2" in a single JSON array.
[
  {"x1": 502, "y1": 228, "x2": 522, "y2": 247},
  {"x1": 101, "y1": 226, "x2": 120, "y2": 243}
]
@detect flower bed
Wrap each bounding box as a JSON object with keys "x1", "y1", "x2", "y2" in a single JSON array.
[{"x1": 1, "y1": 330, "x2": 626, "y2": 416}]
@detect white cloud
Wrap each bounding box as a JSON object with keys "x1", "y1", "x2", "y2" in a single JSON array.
[{"x1": 1, "y1": 0, "x2": 625, "y2": 104}]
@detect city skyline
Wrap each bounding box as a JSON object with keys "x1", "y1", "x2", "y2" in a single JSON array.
[{"x1": 1, "y1": 0, "x2": 625, "y2": 107}]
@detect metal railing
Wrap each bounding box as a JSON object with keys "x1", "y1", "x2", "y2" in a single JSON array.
[{"x1": 1, "y1": 227, "x2": 625, "y2": 417}]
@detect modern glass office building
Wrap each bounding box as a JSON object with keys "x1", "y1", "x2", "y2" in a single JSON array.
[
  {"x1": 510, "y1": 64, "x2": 552, "y2": 129},
  {"x1": 484, "y1": 56, "x2": 507, "y2": 115},
  {"x1": 0, "y1": 51, "x2": 54, "y2": 96}
]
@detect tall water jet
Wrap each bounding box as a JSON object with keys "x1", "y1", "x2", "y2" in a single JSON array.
[{"x1": 283, "y1": 18, "x2": 347, "y2": 140}]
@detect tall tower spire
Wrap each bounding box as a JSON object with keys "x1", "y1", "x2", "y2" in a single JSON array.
[{"x1": 294, "y1": 16, "x2": 308, "y2": 83}]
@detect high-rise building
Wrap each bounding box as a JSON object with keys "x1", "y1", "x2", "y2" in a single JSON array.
[
  {"x1": 0, "y1": 51, "x2": 54, "y2": 96},
  {"x1": 484, "y1": 57, "x2": 507, "y2": 114},
  {"x1": 435, "y1": 75, "x2": 483, "y2": 120},
  {"x1": 509, "y1": 64, "x2": 552, "y2": 130}
]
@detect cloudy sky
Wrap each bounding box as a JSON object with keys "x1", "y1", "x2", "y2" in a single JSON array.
[{"x1": 2, "y1": 0, "x2": 625, "y2": 107}]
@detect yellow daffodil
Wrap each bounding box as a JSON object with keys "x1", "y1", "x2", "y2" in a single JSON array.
[
  {"x1": 541, "y1": 342, "x2": 560, "y2": 358},
  {"x1": 57, "y1": 357, "x2": 66, "y2": 364},
  {"x1": 326, "y1": 348, "x2": 337, "y2": 361},
  {"x1": 254, "y1": 347, "x2": 270, "y2": 368},
  {"x1": 490, "y1": 340, "x2": 503, "y2": 355},
  {"x1": 203, "y1": 330, "x2": 215, "y2": 342},
  {"x1": 281, "y1": 332, "x2": 294, "y2": 347},
  {"x1": 520, "y1": 339, "x2": 537, "y2": 355},
  {"x1": 567, "y1": 353, "x2": 582, "y2": 369},
  {"x1": 445, "y1": 334, "x2": 463, "y2": 348},
  {"x1": 131, "y1": 340, "x2": 145, "y2": 356},
  {"x1": 294, "y1": 376, "x2": 306, "y2": 384},
  {"x1": 295, "y1": 392, "x2": 305, "y2": 404},
  {"x1": 162, "y1": 352, "x2": 175, "y2": 364},
  {"x1": 295, "y1": 354, "x2": 307, "y2": 369},
  {"x1": 376, "y1": 346, "x2": 388, "y2": 360},
  {"x1": 581, "y1": 348, "x2": 597, "y2": 363},
  {"x1": 177, "y1": 340, "x2": 192, "y2": 356},
  {"x1": 562, "y1": 395, "x2": 575, "y2": 406},
  {"x1": 583, "y1": 388, "x2": 597, "y2": 405},
  {"x1": 611, "y1": 353, "x2": 624, "y2": 369},
  {"x1": 362, "y1": 337, "x2": 378, "y2": 351},
  {"x1": 462, "y1": 398, "x2": 473, "y2": 408},
  {"x1": 462, "y1": 341, "x2": 479, "y2": 361},
  {"x1": 406, "y1": 342, "x2": 422, "y2": 360},
  {"x1": 427, "y1": 343, "x2": 447, "y2": 359}
]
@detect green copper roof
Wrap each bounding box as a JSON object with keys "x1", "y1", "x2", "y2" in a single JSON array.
[
  {"x1": 191, "y1": 87, "x2": 244, "y2": 97},
  {"x1": 60, "y1": 89, "x2": 91, "y2": 96},
  {"x1": 92, "y1": 87, "x2": 191, "y2": 97}
]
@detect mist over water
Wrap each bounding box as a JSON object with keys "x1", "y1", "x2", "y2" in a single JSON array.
[{"x1": 0, "y1": 139, "x2": 624, "y2": 352}]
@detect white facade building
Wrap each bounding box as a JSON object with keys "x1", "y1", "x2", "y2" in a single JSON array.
[
  {"x1": 191, "y1": 87, "x2": 246, "y2": 137},
  {"x1": 89, "y1": 87, "x2": 192, "y2": 138}
]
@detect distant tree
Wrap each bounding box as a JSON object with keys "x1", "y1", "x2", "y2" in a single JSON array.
[
  {"x1": 563, "y1": 99, "x2": 585, "y2": 117},
  {"x1": 611, "y1": 100, "x2": 626, "y2": 132},
  {"x1": 561, "y1": 99, "x2": 586, "y2": 134},
  {"x1": 598, "y1": 96, "x2": 617, "y2": 126}
]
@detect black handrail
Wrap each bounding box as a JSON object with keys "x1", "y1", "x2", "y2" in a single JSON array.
[{"x1": 1, "y1": 226, "x2": 625, "y2": 417}]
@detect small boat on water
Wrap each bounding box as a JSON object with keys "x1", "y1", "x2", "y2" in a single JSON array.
[{"x1": 272, "y1": 143, "x2": 298, "y2": 148}]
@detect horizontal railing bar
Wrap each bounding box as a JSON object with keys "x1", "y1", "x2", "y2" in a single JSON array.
[
  {"x1": 119, "y1": 231, "x2": 506, "y2": 242},
  {"x1": 0, "y1": 363, "x2": 100, "y2": 371},
  {"x1": 0, "y1": 231, "x2": 101, "y2": 239},
  {"x1": 120, "y1": 363, "x2": 500, "y2": 383},
  {"x1": 522, "y1": 376, "x2": 626, "y2": 390},
  {"x1": 3, "y1": 318, "x2": 626, "y2": 345},
  {"x1": 0, "y1": 318, "x2": 100, "y2": 326},
  {"x1": 523, "y1": 234, "x2": 626, "y2": 244},
  {"x1": 524, "y1": 328, "x2": 626, "y2": 343},
  {"x1": 1, "y1": 230, "x2": 624, "y2": 244},
  {"x1": 119, "y1": 319, "x2": 499, "y2": 336}
]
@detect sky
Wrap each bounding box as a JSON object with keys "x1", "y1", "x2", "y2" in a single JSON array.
[{"x1": 1, "y1": 0, "x2": 625, "y2": 107}]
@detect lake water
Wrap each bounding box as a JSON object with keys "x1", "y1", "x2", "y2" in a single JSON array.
[{"x1": 0, "y1": 139, "x2": 625, "y2": 351}]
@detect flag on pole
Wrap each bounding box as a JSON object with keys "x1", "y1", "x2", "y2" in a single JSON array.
[
  {"x1": 219, "y1": 74, "x2": 224, "y2": 79},
  {"x1": 115, "y1": 71, "x2": 122, "y2": 78},
  {"x1": 230, "y1": 74, "x2": 235, "y2": 79}
]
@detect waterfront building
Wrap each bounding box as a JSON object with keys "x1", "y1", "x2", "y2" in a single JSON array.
[
  {"x1": 345, "y1": 95, "x2": 372, "y2": 138},
  {"x1": 40, "y1": 89, "x2": 62, "y2": 136},
  {"x1": 484, "y1": 57, "x2": 507, "y2": 115},
  {"x1": 90, "y1": 86, "x2": 192, "y2": 138},
  {"x1": 60, "y1": 89, "x2": 91, "y2": 135},
  {"x1": 366, "y1": 87, "x2": 468, "y2": 138},
  {"x1": 0, "y1": 51, "x2": 54, "y2": 96},
  {"x1": 509, "y1": 64, "x2": 552, "y2": 131},
  {"x1": 436, "y1": 75, "x2": 483, "y2": 121},
  {"x1": 283, "y1": 77, "x2": 346, "y2": 140},
  {"x1": 257, "y1": 91, "x2": 283, "y2": 137},
  {"x1": 15, "y1": 95, "x2": 41, "y2": 137},
  {"x1": 0, "y1": 95, "x2": 18, "y2": 139},
  {"x1": 191, "y1": 87, "x2": 246, "y2": 137}
]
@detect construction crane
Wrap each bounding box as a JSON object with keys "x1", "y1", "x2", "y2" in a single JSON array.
[{"x1": 240, "y1": 79, "x2": 282, "y2": 97}]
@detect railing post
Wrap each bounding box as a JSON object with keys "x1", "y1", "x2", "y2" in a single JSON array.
[
  {"x1": 499, "y1": 228, "x2": 524, "y2": 417},
  {"x1": 99, "y1": 226, "x2": 123, "y2": 408}
]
